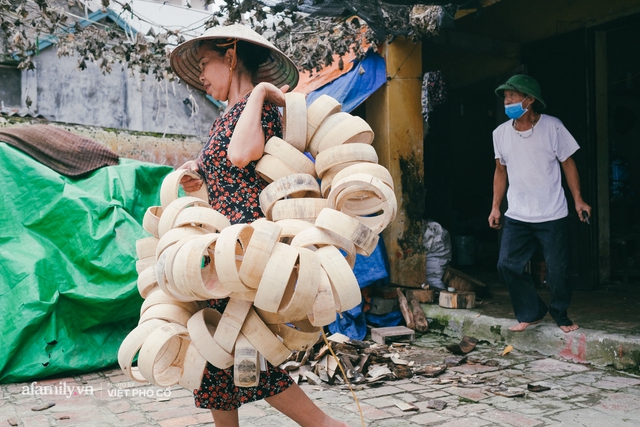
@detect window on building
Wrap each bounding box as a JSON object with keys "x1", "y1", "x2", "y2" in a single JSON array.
[{"x1": 0, "y1": 65, "x2": 21, "y2": 109}]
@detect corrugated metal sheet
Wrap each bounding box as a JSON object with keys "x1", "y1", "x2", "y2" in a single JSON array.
[{"x1": 0, "y1": 109, "x2": 46, "y2": 119}]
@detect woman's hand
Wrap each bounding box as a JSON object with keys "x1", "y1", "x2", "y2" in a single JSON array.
[
  {"x1": 177, "y1": 160, "x2": 204, "y2": 192},
  {"x1": 255, "y1": 82, "x2": 290, "y2": 107}
]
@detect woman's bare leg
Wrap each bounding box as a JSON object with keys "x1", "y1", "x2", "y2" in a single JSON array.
[
  {"x1": 211, "y1": 409, "x2": 240, "y2": 427},
  {"x1": 265, "y1": 383, "x2": 349, "y2": 427}
]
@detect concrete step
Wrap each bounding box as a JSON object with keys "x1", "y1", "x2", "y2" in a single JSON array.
[{"x1": 421, "y1": 304, "x2": 640, "y2": 371}]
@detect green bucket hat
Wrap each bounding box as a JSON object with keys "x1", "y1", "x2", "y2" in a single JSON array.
[{"x1": 495, "y1": 74, "x2": 546, "y2": 110}]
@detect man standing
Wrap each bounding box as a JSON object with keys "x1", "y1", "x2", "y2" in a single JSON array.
[{"x1": 489, "y1": 74, "x2": 591, "y2": 333}]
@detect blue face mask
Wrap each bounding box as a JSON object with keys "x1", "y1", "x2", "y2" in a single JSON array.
[{"x1": 505, "y1": 100, "x2": 529, "y2": 120}]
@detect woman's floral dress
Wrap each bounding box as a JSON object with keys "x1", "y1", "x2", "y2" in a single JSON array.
[{"x1": 193, "y1": 92, "x2": 294, "y2": 410}]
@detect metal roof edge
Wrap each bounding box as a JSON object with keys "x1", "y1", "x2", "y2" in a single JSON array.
[{"x1": 24, "y1": 7, "x2": 139, "y2": 57}]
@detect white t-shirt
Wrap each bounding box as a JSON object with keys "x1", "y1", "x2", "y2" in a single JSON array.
[{"x1": 493, "y1": 114, "x2": 580, "y2": 223}]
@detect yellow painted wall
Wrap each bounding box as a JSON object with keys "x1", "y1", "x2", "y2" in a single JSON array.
[{"x1": 367, "y1": 39, "x2": 426, "y2": 287}]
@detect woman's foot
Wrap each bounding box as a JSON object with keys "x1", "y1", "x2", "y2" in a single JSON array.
[
  {"x1": 559, "y1": 323, "x2": 579, "y2": 333},
  {"x1": 509, "y1": 319, "x2": 543, "y2": 332}
]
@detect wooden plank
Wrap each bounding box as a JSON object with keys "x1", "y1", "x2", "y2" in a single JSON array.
[
  {"x1": 409, "y1": 298, "x2": 429, "y2": 333},
  {"x1": 396, "y1": 289, "x2": 415, "y2": 329}
]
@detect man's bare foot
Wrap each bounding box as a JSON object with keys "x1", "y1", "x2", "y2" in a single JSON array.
[
  {"x1": 509, "y1": 320, "x2": 542, "y2": 332},
  {"x1": 559, "y1": 323, "x2": 579, "y2": 333}
]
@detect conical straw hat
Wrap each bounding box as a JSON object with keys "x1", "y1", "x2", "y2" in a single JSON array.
[{"x1": 170, "y1": 24, "x2": 299, "y2": 93}]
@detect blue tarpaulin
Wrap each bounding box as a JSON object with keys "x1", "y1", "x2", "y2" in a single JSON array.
[
  {"x1": 328, "y1": 238, "x2": 402, "y2": 340},
  {"x1": 306, "y1": 50, "x2": 387, "y2": 113}
]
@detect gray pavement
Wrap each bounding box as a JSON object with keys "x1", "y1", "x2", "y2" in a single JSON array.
[{"x1": 2, "y1": 333, "x2": 640, "y2": 426}]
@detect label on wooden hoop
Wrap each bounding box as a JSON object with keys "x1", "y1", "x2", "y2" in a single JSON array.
[{"x1": 234, "y1": 333, "x2": 260, "y2": 387}]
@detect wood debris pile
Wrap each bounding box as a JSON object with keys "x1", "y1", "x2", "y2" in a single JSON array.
[
  {"x1": 278, "y1": 334, "x2": 451, "y2": 387},
  {"x1": 277, "y1": 333, "x2": 545, "y2": 402}
]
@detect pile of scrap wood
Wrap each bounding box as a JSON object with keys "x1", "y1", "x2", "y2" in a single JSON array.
[
  {"x1": 279, "y1": 333, "x2": 449, "y2": 386},
  {"x1": 278, "y1": 332, "x2": 548, "y2": 405}
]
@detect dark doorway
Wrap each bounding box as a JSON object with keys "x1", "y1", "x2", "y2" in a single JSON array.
[
  {"x1": 520, "y1": 29, "x2": 598, "y2": 290},
  {"x1": 604, "y1": 14, "x2": 640, "y2": 285},
  {"x1": 424, "y1": 79, "x2": 499, "y2": 272}
]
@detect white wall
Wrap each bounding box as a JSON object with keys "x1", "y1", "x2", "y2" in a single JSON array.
[{"x1": 24, "y1": 47, "x2": 220, "y2": 138}]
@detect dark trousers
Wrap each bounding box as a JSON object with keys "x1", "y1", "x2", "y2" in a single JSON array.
[{"x1": 497, "y1": 216, "x2": 573, "y2": 326}]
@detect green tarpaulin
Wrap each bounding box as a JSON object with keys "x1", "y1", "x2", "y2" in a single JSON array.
[{"x1": 0, "y1": 142, "x2": 173, "y2": 383}]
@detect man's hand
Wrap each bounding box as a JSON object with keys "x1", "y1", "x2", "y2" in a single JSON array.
[
  {"x1": 177, "y1": 160, "x2": 203, "y2": 193},
  {"x1": 575, "y1": 200, "x2": 592, "y2": 223},
  {"x1": 489, "y1": 208, "x2": 502, "y2": 229}
]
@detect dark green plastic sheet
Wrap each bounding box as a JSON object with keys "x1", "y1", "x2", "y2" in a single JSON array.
[{"x1": 0, "y1": 142, "x2": 173, "y2": 383}]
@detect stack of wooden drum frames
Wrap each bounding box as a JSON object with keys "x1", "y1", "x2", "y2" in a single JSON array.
[{"x1": 118, "y1": 94, "x2": 397, "y2": 389}]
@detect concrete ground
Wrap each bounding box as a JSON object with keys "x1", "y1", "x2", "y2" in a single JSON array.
[
  {"x1": 2, "y1": 274, "x2": 640, "y2": 426},
  {"x1": 2, "y1": 334, "x2": 640, "y2": 427}
]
